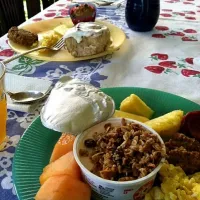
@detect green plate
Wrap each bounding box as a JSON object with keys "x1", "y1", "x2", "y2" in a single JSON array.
[{"x1": 13, "y1": 87, "x2": 200, "y2": 200}]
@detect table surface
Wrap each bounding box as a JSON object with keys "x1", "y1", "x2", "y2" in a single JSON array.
[{"x1": 1, "y1": 0, "x2": 200, "y2": 199}]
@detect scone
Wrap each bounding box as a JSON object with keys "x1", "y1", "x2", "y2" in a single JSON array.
[{"x1": 64, "y1": 22, "x2": 112, "y2": 57}]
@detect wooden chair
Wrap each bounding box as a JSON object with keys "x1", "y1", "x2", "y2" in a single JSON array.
[{"x1": 0, "y1": 0, "x2": 58, "y2": 37}]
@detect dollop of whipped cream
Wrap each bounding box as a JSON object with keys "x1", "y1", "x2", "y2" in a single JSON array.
[
  {"x1": 40, "y1": 76, "x2": 115, "y2": 135},
  {"x1": 64, "y1": 22, "x2": 108, "y2": 43}
]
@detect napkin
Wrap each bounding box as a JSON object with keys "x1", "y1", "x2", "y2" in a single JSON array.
[{"x1": 5, "y1": 73, "x2": 52, "y2": 113}]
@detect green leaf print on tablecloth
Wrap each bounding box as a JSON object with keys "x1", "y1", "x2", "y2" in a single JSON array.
[{"x1": 8, "y1": 56, "x2": 45, "y2": 75}]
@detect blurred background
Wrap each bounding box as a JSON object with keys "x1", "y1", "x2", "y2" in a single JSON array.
[{"x1": 0, "y1": 0, "x2": 58, "y2": 36}]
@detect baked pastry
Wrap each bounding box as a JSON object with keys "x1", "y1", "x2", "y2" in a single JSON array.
[
  {"x1": 64, "y1": 22, "x2": 112, "y2": 57},
  {"x1": 69, "y1": 3, "x2": 96, "y2": 25},
  {"x1": 8, "y1": 26, "x2": 38, "y2": 47}
]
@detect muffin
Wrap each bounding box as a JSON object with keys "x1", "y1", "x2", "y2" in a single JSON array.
[
  {"x1": 64, "y1": 22, "x2": 112, "y2": 57},
  {"x1": 69, "y1": 3, "x2": 96, "y2": 25}
]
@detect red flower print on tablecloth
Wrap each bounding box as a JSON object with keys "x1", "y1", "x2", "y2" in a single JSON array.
[
  {"x1": 160, "y1": 13, "x2": 172, "y2": 17},
  {"x1": 160, "y1": 11, "x2": 197, "y2": 21},
  {"x1": 169, "y1": 31, "x2": 185, "y2": 36},
  {"x1": 56, "y1": 4, "x2": 65, "y2": 7},
  {"x1": 44, "y1": 13, "x2": 56, "y2": 17},
  {"x1": 155, "y1": 26, "x2": 169, "y2": 31},
  {"x1": 0, "y1": 49, "x2": 14, "y2": 57},
  {"x1": 185, "y1": 16, "x2": 196, "y2": 20},
  {"x1": 182, "y1": 36, "x2": 198, "y2": 41},
  {"x1": 152, "y1": 34, "x2": 166, "y2": 38},
  {"x1": 159, "y1": 61, "x2": 177, "y2": 68},
  {"x1": 151, "y1": 53, "x2": 168, "y2": 60},
  {"x1": 186, "y1": 11, "x2": 195, "y2": 15},
  {"x1": 183, "y1": 29, "x2": 197, "y2": 33},
  {"x1": 145, "y1": 66, "x2": 165, "y2": 74},
  {"x1": 185, "y1": 58, "x2": 194, "y2": 65},
  {"x1": 183, "y1": 1, "x2": 194, "y2": 4},
  {"x1": 32, "y1": 18, "x2": 43, "y2": 22},
  {"x1": 152, "y1": 27, "x2": 198, "y2": 41},
  {"x1": 173, "y1": 12, "x2": 185, "y2": 16},
  {"x1": 145, "y1": 54, "x2": 200, "y2": 77},
  {"x1": 162, "y1": 9, "x2": 173, "y2": 12},
  {"x1": 145, "y1": 66, "x2": 176, "y2": 74},
  {"x1": 181, "y1": 69, "x2": 200, "y2": 77}
]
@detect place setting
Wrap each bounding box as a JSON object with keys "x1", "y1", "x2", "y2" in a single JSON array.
[{"x1": 1, "y1": 0, "x2": 200, "y2": 200}]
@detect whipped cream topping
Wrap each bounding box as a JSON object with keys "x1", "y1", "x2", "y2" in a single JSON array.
[
  {"x1": 40, "y1": 76, "x2": 115, "y2": 135},
  {"x1": 64, "y1": 22, "x2": 108, "y2": 43}
]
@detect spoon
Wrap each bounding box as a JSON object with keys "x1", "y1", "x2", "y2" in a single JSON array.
[{"x1": 6, "y1": 91, "x2": 48, "y2": 103}]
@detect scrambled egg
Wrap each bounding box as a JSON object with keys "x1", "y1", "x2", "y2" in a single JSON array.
[
  {"x1": 145, "y1": 163, "x2": 200, "y2": 200},
  {"x1": 39, "y1": 30, "x2": 61, "y2": 50},
  {"x1": 39, "y1": 24, "x2": 69, "y2": 52}
]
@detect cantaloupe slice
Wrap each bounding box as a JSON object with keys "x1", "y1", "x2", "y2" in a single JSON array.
[
  {"x1": 35, "y1": 175, "x2": 91, "y2": 200},
  {"x1": 50, "y1": 133, "x2": 76, "y2": 163},
  {"x1": 40, "y1": 151, "x2": 81, "y2": 185}
]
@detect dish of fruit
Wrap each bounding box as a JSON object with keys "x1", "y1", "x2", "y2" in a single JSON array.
[{"x1": 13, "y1": 87, "x2": 200, "y2": 200}]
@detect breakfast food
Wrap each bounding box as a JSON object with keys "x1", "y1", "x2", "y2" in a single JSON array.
[
  {"x1": 53, "y1": 24, "x2": 70, "y2": 36},
  {"x1": 39, "y1": 30, "x2": 61, "y2": 51},
  {"x1": 40, "y1": 151, "x2": 81, "y2": 185},
  {"x1": 113, "y1": 110, "x2": 149, "y2": 122},
  {"x1": 180, "y1": 111, "x2": 200, "y2": 142},
  {"x1": 69, "y1": 3, "x2": 96, "y2": 25},
  {"x1": 41, "y1": 77, "x2": 115, "y2": 134},
  {"x1": 145, "y1": 110, "x2": 184, "y2": 139},
  {"x1": 79, "y1": 118, "x2": 166, "y2": 181},
  {"x1": 35, "y1": 175, "x2": 91, "y2": 200},
  {"x1": 165, "y1": 133, "x2": 200, "y2": 174},
  {"x1": 120, "y1": 94, "x2": 154, "y2": 119},
  {"x1": 64, "y1": 22, "x2": 112, "y2": 57},
  {"x1": 8, "y1": 26, "x2": 38, "y2": 47},
  {"x1": 50, "y1": 133, "x2": 75, "y2": 163},
  {"x1": 145, "y1": 163, "x2": 200, "y2": 200}
]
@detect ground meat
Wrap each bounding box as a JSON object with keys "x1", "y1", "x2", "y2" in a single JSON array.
[
  {"x1": 165, "y1": 133, "x2": 200, "y2": 174},
  {"x1": 8, "y1": 26, "x2": 38, "y2": 47},
  {"x1": 80, "y1": 119, "x2": 166, "y2": 181}
]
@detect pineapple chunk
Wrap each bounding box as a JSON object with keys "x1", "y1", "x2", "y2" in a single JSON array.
[
  {"x1": 120, "y1": 94, "x2": 154, "y2": 118},
  {"x1": 113, "y1": 110, "x2": 149, "y2": 122},
  {"x1": 53, "y1": 24, "x2": 69, "y2": 36},
  {"x1": 145, "y1": 110, "x2": 184, "y2": 138}
]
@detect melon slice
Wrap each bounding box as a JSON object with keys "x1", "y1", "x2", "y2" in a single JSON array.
[
  {"x1": 50, "y1": 133, "x2": 76, "y2": 163},
  {"x1": 35, "y1": 175, "x2": 91, "y2": 200},
  {"x1": 40, "y1": 151, "x2": 81, "y2": 185}
]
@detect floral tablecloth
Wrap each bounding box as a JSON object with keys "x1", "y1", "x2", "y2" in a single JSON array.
[{"x1": 1, "y1": 0, "x2": 200, "y2": 199}]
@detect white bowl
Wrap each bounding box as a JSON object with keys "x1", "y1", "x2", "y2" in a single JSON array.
[{"x1": 73, "y1": 118, "x2": 166, "y2": 200}]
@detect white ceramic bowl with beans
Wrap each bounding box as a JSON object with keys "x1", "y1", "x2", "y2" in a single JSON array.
[{"x1": 73, "y1": 118, "x2": 166, "y2": 200}]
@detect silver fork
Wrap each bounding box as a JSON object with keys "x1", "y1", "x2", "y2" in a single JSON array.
[{"x1": 3, "y1": 37, "x2": 65, "y2": 64}]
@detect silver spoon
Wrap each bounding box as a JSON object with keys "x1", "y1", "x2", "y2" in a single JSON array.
[{"x1": 6, "y1": 91, "x2": 48, "y2": 103}]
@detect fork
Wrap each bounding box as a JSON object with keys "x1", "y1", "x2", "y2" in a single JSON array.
[{"x1": 3, "y1": 37, "x2": 65, "y2": 64}]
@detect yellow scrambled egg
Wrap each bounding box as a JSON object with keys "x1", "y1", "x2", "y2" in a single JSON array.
[
  {"x1": 145, "y1": 163, "x2": 200, "y2": 200},
  {"x1": 39, "y1": 24, "x2": 69, "y2": 52},
  {"x1": 40, "y1": 30, "x2": 61, "y2": 49}
]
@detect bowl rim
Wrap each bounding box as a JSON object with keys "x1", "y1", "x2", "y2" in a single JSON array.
[{"x1": 73, "y1": 117, "x2": 166, "y2": 186}]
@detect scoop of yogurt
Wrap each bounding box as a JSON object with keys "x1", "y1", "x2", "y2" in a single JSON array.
[{"x1": 40, "y1": 76, "x2": 115, "y2": 135}]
